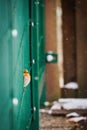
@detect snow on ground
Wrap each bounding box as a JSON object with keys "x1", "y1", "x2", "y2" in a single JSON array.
[
  {"x1": 68, "y1": 117, "x2": 87, "y2": 122},
  {"x1": 66, "y1": 112, "x2": 80, "y2": 118},
  {"x1": 51, "y1": 102, "x2": 61, "y2": 110},
  {"x1": 49, "y1": 98, "x2": 87, "y2": 110},
  {"x1": 40, "y1": 109, "x2": 52, "y2": 115},
  {"x1": 40, "y1": 99, "x2": 87, "y2": 117},
  {"x1": 62, "y1": 82, "x2": 78, "y2": 89},
  {"x1": 66, "y1": 112, "x2": 87, "y2": 123},
  {"x1": 58, "y1": 98, "x2": 87, "y2": 110},
  {"x1": 40, "y1": 98, "x2": 87, "y2": 128}
]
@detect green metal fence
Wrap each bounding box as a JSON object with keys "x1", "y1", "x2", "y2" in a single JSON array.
[
  {"x1": 30, "y1": 0, "x2": 46, "y2": 129},
  {"x1": 0, "y1": 0, "x2": 45, "y2": 130}
]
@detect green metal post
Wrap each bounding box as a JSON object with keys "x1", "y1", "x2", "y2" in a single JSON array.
[
  {"x1": 30, "y1": 0, "x2": 40, "y2": 129},
  {"x1": 30, "y1": 0, "x2": 46, "y2": 129}
]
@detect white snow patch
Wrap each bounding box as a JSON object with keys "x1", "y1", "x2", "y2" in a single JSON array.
[
  {"x1": 40, "y1": 109, "x2": 48, "y2": 113},
  {"x1": 52, "y1": 101, "x2": 58, "y2": 105},
  {"x1": 58, "y1": 98, "x2": 87, "y2": 110},
  {"x1": 59, "y1": 98, "x2": 75, "y2": 103},
  {"x1": 51, "y1": 103, "x2": 61, "y2": 110},
  {"x1": 66, "y1": 112, "x2": 79, "y2": 118},
  {"x1": 68, "y1": 117, "x2": 87, "y2": 122},
  {"x1": 63, "y1": 82, "x2": 78, "y2": 89},
  {"x1": 40, "y1": 109, "x2": 52, "y2": 115},
  {"x1": 48, "y1": 110, "x2": 52, "y2": 115}
]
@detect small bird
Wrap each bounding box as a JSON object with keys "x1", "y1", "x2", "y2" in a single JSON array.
[{"x1": 23, "y1": 69, "x2": 31, "y2": 90}]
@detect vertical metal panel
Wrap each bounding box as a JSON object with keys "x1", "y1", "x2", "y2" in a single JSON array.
[
  {"x1": 39, "y1": 0, "x2": 46, "y2": 105},
  {"x1": 30, "y1": 0, "x2": 46, "y2": 129},
  {"x1": 0, "y1": 0, "x2": 12, "y2": 130},
  {"x1": 30, "y1": 0, "x2": 40, "y2": 129},
  {"x1": 0, "y1": 0, "x2": 33, "y2": 130},
  {"x1": 0, "y1": 0, "x2": 45, "y2": 130},
  {"x1": 11, "y1": 0, "x2": 32, "y2": 129}
]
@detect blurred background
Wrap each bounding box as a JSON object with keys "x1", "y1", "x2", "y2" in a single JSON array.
[{"x1": 45, "y1": 0, "x2": 87, "y2": 101}]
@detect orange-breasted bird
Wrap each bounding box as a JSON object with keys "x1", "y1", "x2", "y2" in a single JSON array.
[{"x1": 23, "y1": 69, "x2": 31, "y2": 88}]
